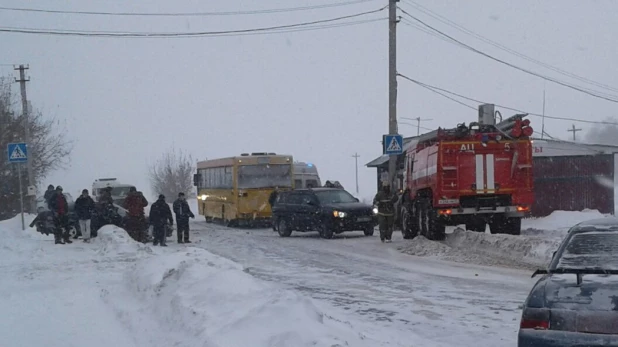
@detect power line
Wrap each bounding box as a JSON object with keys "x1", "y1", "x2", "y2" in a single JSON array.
[
  {"x1": 402, "y1": 0, "x2": 618, "y2": 94},
  {"x1": 0, "y1": 0, "x2": 376, "y2": 17},
  {"x1": 397, "y1": 6, "x2": 618, "y2": 104},
  {"x1": 397, "y1": 72, "x2": 618, "y2": 126},
  {"x1": 397, "y1": 74, "x2": 477, "y2": 110},
  {"x1": 0, "y1": 7, "x2": 387, "y2": 38}
]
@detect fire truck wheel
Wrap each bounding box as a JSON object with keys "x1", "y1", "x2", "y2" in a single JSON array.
[
  {"x1": 418, "y1": 199, "x2": 446, "y2": 241},
  {"x1": 401, "y1": 209, "x2": 418, "y2": 239},
  {"x1": 427, "y1": 206, "x2": 446, "y2": 241},
  {"x1": 277, "y1": 219, "x2": 293, "y2": 237}
]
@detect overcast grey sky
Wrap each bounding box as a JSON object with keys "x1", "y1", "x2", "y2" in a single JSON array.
[{"x1": 1, "y1": 0, "x2": 617, "y2": 199}]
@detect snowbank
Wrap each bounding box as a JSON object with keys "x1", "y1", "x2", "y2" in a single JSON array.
[
  {"x1": 124, "y1": 247, "x2": 370, "y2": 347},
  {"x1": 92, "y1": 225, "x2": 152, "y2": 258},
  {"x1": 399, "y1": 229, "x2": 561, "y2": 269},
  {"x1": 522, "y1": 209, "x2": 610, "y2": 236},
  {"x1": 399, "y1": 210, "x2": 615, "y2": 269}
]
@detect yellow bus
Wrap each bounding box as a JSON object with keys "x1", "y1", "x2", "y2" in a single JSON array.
[{"x1": 193, "y1": 152, "x2": 294, "y2": 227}]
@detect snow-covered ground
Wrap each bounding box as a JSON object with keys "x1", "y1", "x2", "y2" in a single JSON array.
[
  {"x1": 0, "y1": 215, "x2": 384, "y2": 347},
  {"x1": 1, "y1": 205, "x2": 610, "y2": 346},
  {"x1": 189, "y1": 222, "x2": 538, "y2": 346}
]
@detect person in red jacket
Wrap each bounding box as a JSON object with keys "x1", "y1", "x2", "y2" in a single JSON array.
[{"x1": 123, "y1": 187, "x2": 149, "y2": 242}]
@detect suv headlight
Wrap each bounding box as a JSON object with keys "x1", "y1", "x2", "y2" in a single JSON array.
[
  {"x1": 373, "y1": 207, "x2": 378, "y2": 214},
  {"x1": 332, "y1": 210, "x2": 346, "y2": 218}
]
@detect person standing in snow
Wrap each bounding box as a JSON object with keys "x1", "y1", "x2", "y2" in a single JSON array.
[
  {"x1": 43, "y1": 184, "x2": 55, "y2": 207},
  {"x1": 49, "y1": 186, "x2": 72, "y2": 244},
  {"x1": 123, "y1": 187, "x2": 149, "y2": 243},
  {"x1": 75, "y1": 189, "x2": 96, "y2": 243},
  {"x1": 149, "y1": 194, "x2": 173, "y2": 247},
  {"x1": 268, "y1": 187, "x2": 280, "y2": 231},
  {"x1": 373, "y1": 182, "x2": 398, "y2": 243},
  {"x1": 173, "y1": 192, "x2": 195, "y2": 244}
]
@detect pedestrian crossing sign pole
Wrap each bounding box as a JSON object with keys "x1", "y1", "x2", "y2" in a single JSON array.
[{"x1": 7, "y1": 143, "x2": 28, "y2": 230}]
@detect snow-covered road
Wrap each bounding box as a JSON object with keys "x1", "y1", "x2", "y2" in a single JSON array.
[{"x1": 189, "y1": 222, "x2": 539, "y2": 346}]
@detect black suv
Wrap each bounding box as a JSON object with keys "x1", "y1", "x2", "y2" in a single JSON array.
[{"x1": 272, "y1": 187, "x2": 377, "y2": 239}]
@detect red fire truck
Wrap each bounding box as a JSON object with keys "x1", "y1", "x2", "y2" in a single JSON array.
[{"x1": 399, "y1": 104, "x2": 534, "y2": 240}]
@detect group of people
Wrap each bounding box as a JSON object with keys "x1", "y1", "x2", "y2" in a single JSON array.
[
  {"x1": 144, "y1": 192, "x2": 196, "y2": 247},
  {"x1": 32, "y1": 184, "x2": 196, "y2": 247}
]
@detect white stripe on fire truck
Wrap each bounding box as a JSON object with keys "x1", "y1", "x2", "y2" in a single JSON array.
[
  {"x1": 411, "y1": 165, "x2": 438, "y2": 180},
  {"x1": 475, "y1": 154, "x2": 484, "y2": 194},
  {"x1": 486, "y1": 154, "x2": 495, "y2": 191}
]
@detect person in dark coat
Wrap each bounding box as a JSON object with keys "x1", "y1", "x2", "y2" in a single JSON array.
[
  {"x1": 373, "y1": 182, "x2": 398, "y2": 243},
  {"x1": 43, "y1": 184, "x2": 55, "y2": 207},
  {"x1": 149, "y1": 194, "x2": 173, "y2": 246},
  {"x1": 92, "y1": 186, "x2": 118, "y2": 236},
  {"x1": 123, "y1": 187, "x2": 149, "y2": 242},
  {"x1": 75, "y1": 189, "x2": 96, "y2": 242},
  {"x1": 173, "y1": 192, "x2": 195, "y2": 243},
  {"x1": 268, "y1": 187, "x2": 280, "y2": 231},
  {"x1": 268, "y1": 187, "x2": 279, "y2": 207},
  {"x1": 49, "y1": 186, "x2": 72, "y2": 244}
]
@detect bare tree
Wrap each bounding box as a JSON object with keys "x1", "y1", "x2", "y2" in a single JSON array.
[
  {"x1": 0, "y1": 77, "x2": 74, "y2": 219},
  {"x1": 148, "y1": 147, "x2": 194, "y2": 200}
]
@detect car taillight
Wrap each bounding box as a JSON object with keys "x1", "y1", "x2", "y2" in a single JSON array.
[{"x1": 520, "y1": 319, "x2": 549, "y2": 330}]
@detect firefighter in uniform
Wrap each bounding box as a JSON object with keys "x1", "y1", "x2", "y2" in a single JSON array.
[{"x1": 373, "y1": 182, "x2": 398, "y2": 243}]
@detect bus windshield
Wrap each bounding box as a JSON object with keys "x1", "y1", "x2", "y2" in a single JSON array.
[{"x1": 238, "y1": 164, "x2": 292, "y2": 189}]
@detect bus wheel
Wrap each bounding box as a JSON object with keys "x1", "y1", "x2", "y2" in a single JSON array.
[{"x1": 278, "y1": 219, "x2": 292, "y2": 237}]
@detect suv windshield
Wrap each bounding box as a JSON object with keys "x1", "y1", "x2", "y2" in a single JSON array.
[
  {"x1": 554, "y1": 231, "x2": 618, "y2": 271},
  {"x1": 314, "y1": 190, "x2": 357, "y2": 204}
]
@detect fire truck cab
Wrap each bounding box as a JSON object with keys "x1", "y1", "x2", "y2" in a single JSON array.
[{"x1": 400, "y1": 104, "x2": 534, "y2": 240}]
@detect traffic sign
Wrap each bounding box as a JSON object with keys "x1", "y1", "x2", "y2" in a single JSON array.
[
  {"x1": 7, "y1": 143, "x2": 28, "y2": 163},
  {"x1": 383, "y1": 134, "x2": 403, "y2": 155}
]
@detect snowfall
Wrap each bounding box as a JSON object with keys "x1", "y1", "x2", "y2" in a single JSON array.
[{"x1": 0, "y1": 202, "x2": 610, "y2": 347}]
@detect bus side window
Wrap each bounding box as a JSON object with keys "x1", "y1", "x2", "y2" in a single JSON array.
[
  {"x1": 294, "y1": 179, "x2": 302, "y2": 189},
  {"x1": 306, "y1": 180, "x2": 318, "y2": 188}
]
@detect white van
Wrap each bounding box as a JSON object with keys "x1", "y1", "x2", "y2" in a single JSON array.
[
  {"x1": 92, "y1": 178, "x2": 136, "y2": 205},
  {"x1": 293, "y1": 162, "x2": 321, "y2": 189}
]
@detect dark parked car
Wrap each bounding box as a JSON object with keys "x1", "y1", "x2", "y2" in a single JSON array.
[
  {"x1": 272, "y1": 187, "x2": 377, "y2": 239},
  {"x1": 518, "y1": 217, "x2": 618, "y2": 347}
]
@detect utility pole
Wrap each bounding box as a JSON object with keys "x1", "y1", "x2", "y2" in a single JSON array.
[
  {"x1": 541, "y1": 82, "x2": 546, "y2": 139},
  {"x1": 14, "y1": 64, "x2": 35, "y2": 213},
  {"x1": 352, "y1": 153, "x2": 360, "y2": 195},
  {"x1": 567, "y1": 124, "x2": 582, "y2": 141},
  {"x1": 387, "y1": 0, "x2": 399, "y2": 188}
]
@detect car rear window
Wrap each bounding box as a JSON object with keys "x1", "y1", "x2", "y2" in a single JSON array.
[{"x1": 556, "y1": 231, "x2": 618, "y2": 270}]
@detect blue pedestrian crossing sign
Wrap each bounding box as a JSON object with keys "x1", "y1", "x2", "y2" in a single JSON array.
[
  {"x1": 383, "y1": 134, "x2": 403, "y2": 155},
  {"x1": 7, "y1": 143, "x2": 28, "y2": 163}
]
